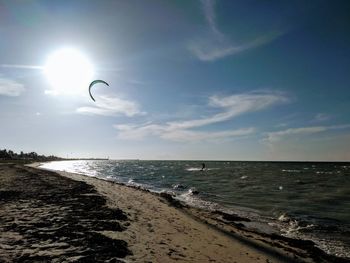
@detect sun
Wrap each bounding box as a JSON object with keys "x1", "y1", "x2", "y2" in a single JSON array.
[{"x1": 44, "y1": 48, "x2": 94, "y2": 95}]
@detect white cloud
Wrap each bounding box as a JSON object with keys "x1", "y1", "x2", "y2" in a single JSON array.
[
  {"x1": 114, "y1": 123, "x2": 167, "y2": 140},
  {"x1": 264, "y1": 124, "x2": 350, "y2": 143},
  {"x1": 114, "y1": 91, "x2": 287, "y2": 142},
  {"x1": 265, "y1": 126, "x2": 327, "y2": 143},
  {"x1": 44, "y1": 89, "x2": 59, "y2": 96},
  {"x1": 189, "y1": 0, "x2": 283, "y2": 61},
  {"x1": 275, "y1": 123, "x2": 288, "y2": 128},
  {"x1": 0, "y1": 78, "x2": 25, "y2": 96},
  {"x1": 77, "y1": 95, "x2": 145, "y2": 117}
]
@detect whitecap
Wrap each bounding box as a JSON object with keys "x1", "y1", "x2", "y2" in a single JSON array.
[
  {"x1": 186, "y1": 167, "x2": 202, "y2": 171},
  {"x1": 128, "y1": 178, "x2": 134, "y2": 184},
  {"x1": 278, "y1": 213, "x2": 291, "y2": 222},
  {"x1": 188, "y1": 187, "x2": 199, "y2": 195},
  {"x1": 173, "y1": 184, "x2": 185, "y2": 190}
]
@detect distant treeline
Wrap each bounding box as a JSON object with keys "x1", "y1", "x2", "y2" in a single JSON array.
[{"x1": 0, "y1": 149, "x2": 62, "y2": 161}]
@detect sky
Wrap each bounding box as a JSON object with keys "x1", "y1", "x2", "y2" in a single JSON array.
[{"x1": 1, "y1": 0, "x2": 350, "y2": 161}]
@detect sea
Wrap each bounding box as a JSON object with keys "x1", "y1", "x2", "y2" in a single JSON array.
[{"x1": 41, "y1": 160, "x2": 350, "y2": 259}]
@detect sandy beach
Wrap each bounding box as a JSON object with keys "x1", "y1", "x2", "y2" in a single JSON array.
[{"x1": 0, "y1": 163, "x2": 346, "y2": 263}]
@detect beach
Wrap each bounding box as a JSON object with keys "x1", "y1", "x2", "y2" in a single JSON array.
[{"x1": 0, "y1": 163, "x2": 347, "y2": 262}]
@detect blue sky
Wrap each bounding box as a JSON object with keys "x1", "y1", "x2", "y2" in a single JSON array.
[{"x1": 1, "y1": 0, "x2": 350, "y2": 161}]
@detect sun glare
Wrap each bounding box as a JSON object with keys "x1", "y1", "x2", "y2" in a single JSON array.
[{"x1": 44, "y1": 48, "x2": 94, "y2": 95}]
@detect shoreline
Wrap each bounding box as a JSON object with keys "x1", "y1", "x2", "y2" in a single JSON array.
[
  {"x1": 0, "y1": 162, "x2": 347, "y2": 262},
  {"x1": 32, "y1": 162, "x2": 348, "y2": 262}
]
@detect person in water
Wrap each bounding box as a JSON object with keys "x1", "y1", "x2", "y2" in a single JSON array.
[{"x1": 201, "y1": 162, "x2": 205, "y2": 171}]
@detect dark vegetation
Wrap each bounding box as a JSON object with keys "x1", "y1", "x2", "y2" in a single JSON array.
[{"x1": 0, "y1": 148, "x2": 61, "y2": 163}]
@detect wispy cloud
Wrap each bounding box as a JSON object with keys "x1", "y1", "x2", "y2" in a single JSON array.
[
  {"x1": 189, "y1": 0, "x2": 283, "y2": 61},
  {"x1": 0, "y1": 64, "x2": 43, "y2": 70},
  {"x1": 189, "y1": 32, "x2": 282, "y2": 61},
  {"x1": 161, "y1": 127, "x2": 255, "y2": 142},
  {"x1": 200, "y1": 0, "x2": 223, "y2": 38},
  {"x1": 77, "y1": 95, "x2": 145, "y2": 117},
  {"x1": 127, "y1": 79, "x2": 146, "y2": 85},
  {"x1": 0, "y1": 78, "x2": 25, "y2": 96},
  {"x1": 1, "y1": 64, "x2": 121, "y2": 73},
  {"x1": 114, "y1": 91, "x2": 288, "y2": 142},
  {"x1": 313, "y1": 113, "x2": 331, "y2": 122},
  {"x1": 168, "y1": 92, "x2": 288, "y2": 129},
  {"x1": 114, "y1": 122, "x2": 255, "y2": 142},
  {"x1": 264, "y1": 124, "x2": 350, "y2": 143}
]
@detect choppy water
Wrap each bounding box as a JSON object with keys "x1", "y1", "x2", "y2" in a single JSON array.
[{"x1": 41, "y1": 160, "x2": 350, "y2": 258}]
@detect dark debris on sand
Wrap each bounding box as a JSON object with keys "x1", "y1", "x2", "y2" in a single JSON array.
[{"x1": 0, "y1": 164, "x2": 131, "y2": 263}]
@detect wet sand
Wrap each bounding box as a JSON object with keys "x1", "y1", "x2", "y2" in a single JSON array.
[{"x1": 0, "y1": 163, "x2": 346, "y2": 262}]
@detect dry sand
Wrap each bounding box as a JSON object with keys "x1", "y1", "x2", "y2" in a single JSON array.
[{"x1": 0, "y1": 163, "x2": 345, "y2": 262}]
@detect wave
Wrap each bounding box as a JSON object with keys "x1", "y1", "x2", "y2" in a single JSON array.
[
  {"x1": 185, "y1": 167, "x2": 220, "y2": 171},
  {"x1": 270, "y1": 212, "x2": 350, "y2": 258}
]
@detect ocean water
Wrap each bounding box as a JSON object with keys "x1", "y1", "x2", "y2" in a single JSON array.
[{"x1": 41, "y1": 160, "x2": 350, "y2": 258}]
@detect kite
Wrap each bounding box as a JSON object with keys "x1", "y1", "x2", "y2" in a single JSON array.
[{"x1": 89, "y1": 80, "x2": 109, "y2": 101}]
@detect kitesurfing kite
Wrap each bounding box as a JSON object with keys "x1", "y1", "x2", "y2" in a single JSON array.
[{"x1": 89, "y1": 80, "x2": 109, "y2": 101}]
